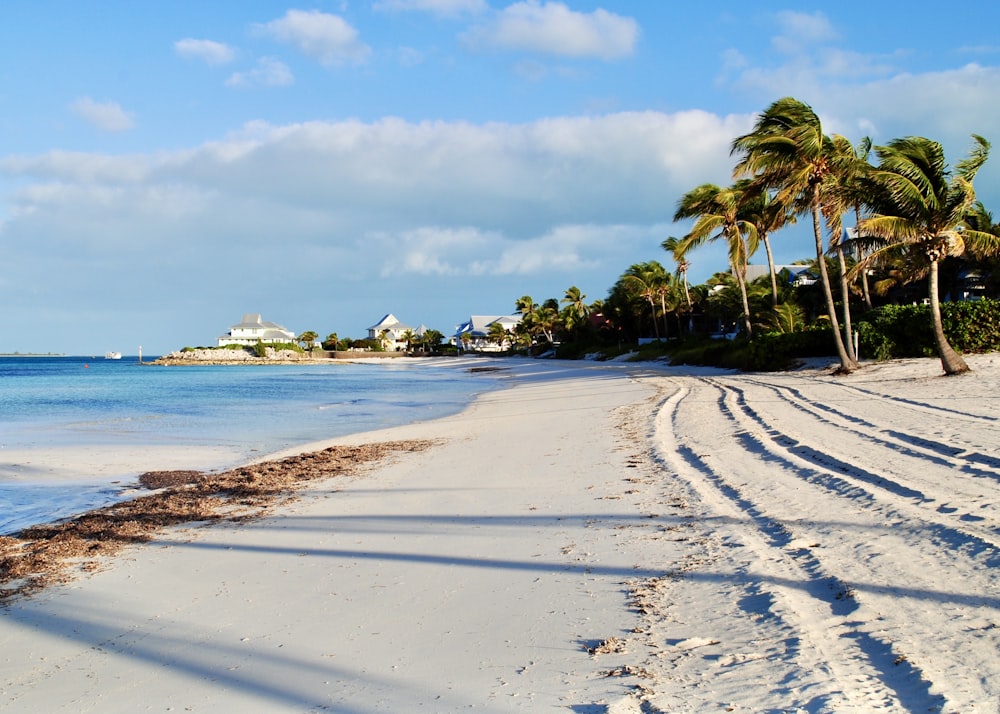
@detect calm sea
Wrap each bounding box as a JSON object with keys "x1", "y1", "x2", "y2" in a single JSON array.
[{"x1": 0, "y1": 355, "x2": 505, "y2": 534}]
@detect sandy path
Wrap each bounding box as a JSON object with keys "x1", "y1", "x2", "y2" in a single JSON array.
[{"x1": 630, "y1": 355, "x2": 1000, "y2": 711}]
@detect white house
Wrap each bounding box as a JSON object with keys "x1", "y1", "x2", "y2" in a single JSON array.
[
  {"x1": 367, "y1": 313, "x2": 414, "y2": 351},
  {"x1": 454, "y1": 314, "x2": 522, "y2": 352},
  {"x1": 218, "y1": 313, "x2": 296, "y2": 347}
]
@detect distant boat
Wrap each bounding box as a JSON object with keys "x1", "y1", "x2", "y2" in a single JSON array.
[{"x1": 105, "y1": 351, "x2": 122, "y2": 360}]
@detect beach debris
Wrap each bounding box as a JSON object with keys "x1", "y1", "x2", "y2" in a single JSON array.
[
  {"x1": 0, "y1": 440, "x2": 435, "y2": 603},
  {"x1": 586, "y1": 636, "x2": 627, "y2": 655}
]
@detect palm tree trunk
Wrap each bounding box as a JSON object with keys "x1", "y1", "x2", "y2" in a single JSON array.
[
  {"x1": 646, "y1": 297, "x2": 660, "y2": 339},
  {"x1": 855, "y1": 207, "x2": 874, "y2": 310},
  {"x1": 835, "y1": 246, "x2": 857, "y2": 362},
  {"x1": 762, "y1": 235, "x2": 779, "y2": 308},
  {"x1": 733, "y1": 261, "x2": 753, "y2": 338},
  {"x1": 812, "y1": 194, "x2": 856, "y2": 373},
  {"x1": 681, "y1": 270, "x2": 693, "y2": 334},
  {"x1": 659, "y1": 293, "x2": 671, "y2": 338},
  {"x1": 928, "y1": 259, "x2": 969, "y2": 375}
]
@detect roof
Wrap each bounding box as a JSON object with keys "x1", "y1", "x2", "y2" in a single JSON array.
[
  {"x1": 455, "y1": 314, "x2": 522, "y2": 336},
  {"x1": 367, "y1": 313, "x2": 412, "y2": 331},
  {"x1": 231, "y1": 313, "x2": 293, "y2": 331}
]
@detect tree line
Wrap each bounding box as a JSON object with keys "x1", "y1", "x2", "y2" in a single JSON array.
[{"x1": 511, "y1": 97, "x2": 1000, "y2": 374}]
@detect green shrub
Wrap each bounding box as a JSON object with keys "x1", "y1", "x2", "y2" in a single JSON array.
[
  {"x1": 666, "y1": 336, "x2": 748, "y2": 369},
  {"x1": 744, "y1": 328, "x2": 834, "y2": 371},
  {"x1": 856, "y1": 299, "x2": 1000, "y2": 360},
  {"x1": 856, "y1": 304, "x2": 935, "y2": 360},
  {"x1": 941, "y1": 299, "x2": 1000, "y2": 352}
]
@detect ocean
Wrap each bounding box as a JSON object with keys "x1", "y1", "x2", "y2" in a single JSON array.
[{"x1": 0, "y1": 355, "x2": 505, "y2": 535}]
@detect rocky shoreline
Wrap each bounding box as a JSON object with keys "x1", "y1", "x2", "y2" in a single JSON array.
[
  {"x1": 152, "y1": 347, "x2": 323, "y2": 365},
  {"x1": 152, "y1": 347, "x2": 412, "y2": 365}
]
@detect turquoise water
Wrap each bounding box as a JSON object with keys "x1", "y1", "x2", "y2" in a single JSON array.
[{"x1": 0, "y1": 356, "x2": 504, "y2": 533}]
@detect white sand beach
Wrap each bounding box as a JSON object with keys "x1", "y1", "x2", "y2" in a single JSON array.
[{"x1": 2, "y1": 355, "x2": 999, "y2": 712}]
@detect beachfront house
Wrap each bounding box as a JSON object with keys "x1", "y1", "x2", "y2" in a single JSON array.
[
  {"x1": 218, "y1": 313, "x2": 296, "y2": 347},
  {"x1": 454, "y1": 314, "x2": 522, "y2": 352},
  {"x1": 367, "y1": 314, "x2": 414, "y2": 351}
]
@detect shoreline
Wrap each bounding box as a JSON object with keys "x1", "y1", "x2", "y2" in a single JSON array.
[
  {"x1": 2, "y1": 355, "x2": 999, "y2": 710},
  {"x1": 0, "y1": 358, "x2": 660, "y2": 710}
]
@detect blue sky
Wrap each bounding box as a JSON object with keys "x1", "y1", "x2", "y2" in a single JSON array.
[{"x1": 2, "y1": 1, "x2": 1000, "y2": 354}]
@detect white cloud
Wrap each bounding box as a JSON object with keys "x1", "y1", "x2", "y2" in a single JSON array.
[
  {"x1": 771, "y1": 10, "x2": 838, "y2": 55},
  {"x1": 0, "y1": 110, "x2": 745, "y2": 344},
  {"x1": 257, "y1": 9, "x2": 371, "y2": 66},
  {"x1": 720, "y1": 10, "x2": 907, "y2": 105},
  {"x1": 226, "y1": 57, "x2": 294, "y2": 88},
  {"x1": 463, "y1": 1, "x2": 639, "y2": 60},
  {"x1": 69, "y1": 97, "x2": 135, "y2": 132},
  {"x1": 373, "y1": 0, "x2": 487, "y2": 16},
  {"x1": 174, "y1": 38, "x2": 235, "y2": 65}
]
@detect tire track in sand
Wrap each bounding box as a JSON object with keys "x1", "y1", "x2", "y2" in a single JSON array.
[{"x1": 637, "y1": 378, "x2": 942, "y2": 711}]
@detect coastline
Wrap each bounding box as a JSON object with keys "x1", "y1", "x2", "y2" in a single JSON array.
[
  {"x1": 2, "y1": 355, "x2": 999, "y2": 710},
  {"x1": 0, "y1": 358, "x2": 658, "y2": 711}
]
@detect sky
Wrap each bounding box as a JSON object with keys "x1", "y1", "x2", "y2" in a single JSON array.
[{"x1": 2, "y1": 1, "x2": 1000, "y2": 355}]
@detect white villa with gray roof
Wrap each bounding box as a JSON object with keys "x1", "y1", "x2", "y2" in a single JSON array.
[{"x1": 218, "y1": 314, "x2": 296, "y2": 347}]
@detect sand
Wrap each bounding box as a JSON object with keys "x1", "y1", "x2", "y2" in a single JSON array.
[{"x1": 1, "y1": 354, "x2": 999, "y2": 712}]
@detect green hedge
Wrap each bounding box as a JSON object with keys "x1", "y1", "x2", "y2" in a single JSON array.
[{"x1": 857, "y1": 299, "x2": 1000, "y2": 360}]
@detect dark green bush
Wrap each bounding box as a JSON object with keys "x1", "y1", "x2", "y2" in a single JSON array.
[
  {"x1": 941, "y1": 299, "x2": 1000, "y2": 352},
  {"x1": 856, "y1": 299, "x2": 1000, "y2": 360},
  {"x1": 856, "y1": 304, "x2": 935, "y2": 360},
  {"x1": 667, "y1": 336, "x2": 749, "y2": 370},
  {"x1": 744, "y1": 328, "x2": 834, "y2": 371}
]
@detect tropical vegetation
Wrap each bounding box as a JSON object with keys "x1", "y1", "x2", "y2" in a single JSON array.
[
  {"x1": 493, "y1": 97, "x2": 1000, "y2": 374},
  {"x1": 182, "y1": 97, "x2": 1000, "y2": 374}
]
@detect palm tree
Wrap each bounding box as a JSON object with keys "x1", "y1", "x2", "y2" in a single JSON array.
[
  {"x1": 515, "y1": 295, "x2": 536, "y2": 317},
  {"x1": 661, "y1": 236, "x2": 692, "y2": 310},
  {"x1": 297, "y1": 330, "x2": 318, "y2": 354},
  {"x1": 738, "y1": 180, "x2": 794, "y2": 308},
  {"x1": 732, "y1": 97, "x2": 858, "y2": 373},
  {"x1": 560, "y1": 286, "x2": 591, "y2": 339},
  {"x1": 674, "y1": 183, "x2": 757, "y2": 337},
  {"x1": 487, "y1": 321, "x2": 509, "y2": 350},
  {"x1": 535, "y1": 302, "x2": 560, "y2": 345},
  {"x1": 400, "y1": 329, "x2": 417, "y2": 353},
  {"x1": 845, "y1": 137, "x2": 876, "y2": 310},
  {"x1": 856, "y1": 135, "x2": 998, "y2": 374},
  {"x1": 422, "y1": 329, "x2": 444, "y2": 352},
  {"x1": 622, "y1": 262, "x2": 669, "y2": 339}
]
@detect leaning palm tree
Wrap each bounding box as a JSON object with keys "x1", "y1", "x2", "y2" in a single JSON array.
[
  {"x1": 732, "y1": 97, "x2": 858, "y2": 373},
  {"x1": 737, "y1": 180, "x2": 793, "y2": 308},
  {"x1": 663, "y1": 236, "x2": 698, "y2": 334},
  {"x1": 674, "y1": 183, "x2": 757, "y2": 337},
  {"x1": 820, "y1": 133, "x2": 876, "y2": 363},
  {"x1": 662, "y1": 236, "x2": 693, "y2": 311},
  {"x1": 856, "y1": 135, "x2": 998, "y2": 375}
]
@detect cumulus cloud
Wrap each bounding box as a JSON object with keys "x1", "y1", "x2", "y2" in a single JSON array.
[
  {"x1": 0, "y1": 110, "x2": 745, "y2": 335},
  {"x1": 226, "y1": 57, "x2": 294, "y2": 88},
  {"x1": 463, "y1": 1, "x2": 639, "y2": 60},
  {"x1": 69, "y1": 97, "x2": 135, "y2": 132},
  {"x1": 373, "y1": 0, "x2": 487, "y2": 16},
  {"x1": 174, "y1": 38, "x2": 235, "y2": 65},
  {"x1": 257, "y1": 9, "x2": 371, "y2": 66}
]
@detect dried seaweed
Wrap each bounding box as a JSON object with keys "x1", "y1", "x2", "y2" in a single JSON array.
[{"x1": 1, "y1": 440, "x2": 434, "y2": 603}]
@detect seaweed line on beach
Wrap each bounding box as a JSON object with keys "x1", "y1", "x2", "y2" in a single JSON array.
[{"x1": 0, "y1": 440, "x2": 436, "y2": 603}]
